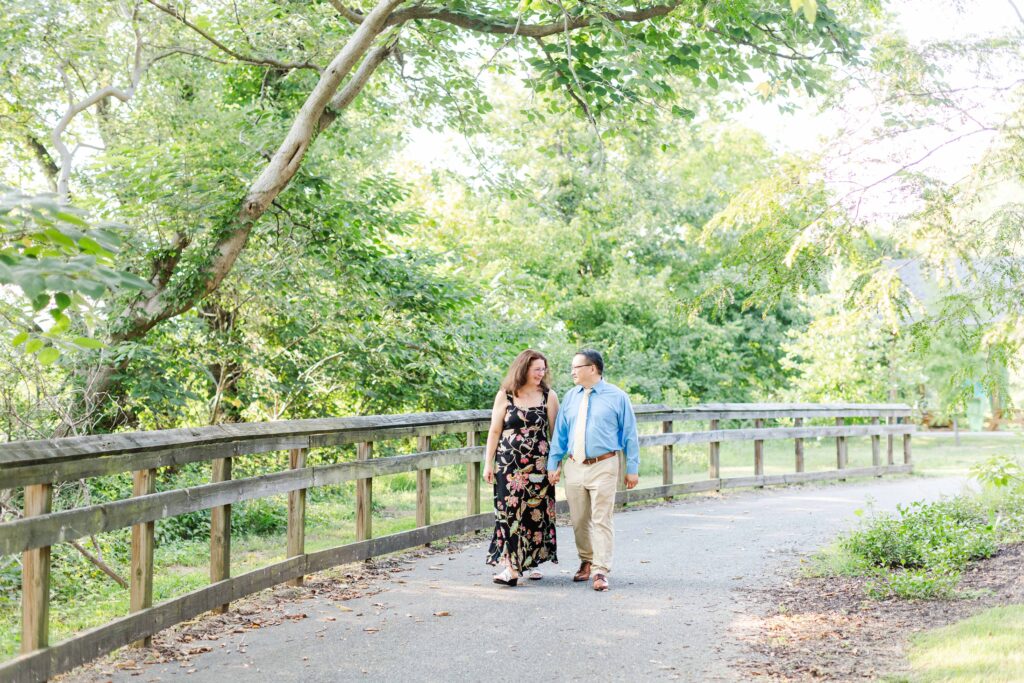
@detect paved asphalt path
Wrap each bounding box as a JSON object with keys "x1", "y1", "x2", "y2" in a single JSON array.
[{"x1": 103, "y1": 476, "x2": 968, "y2": 682}]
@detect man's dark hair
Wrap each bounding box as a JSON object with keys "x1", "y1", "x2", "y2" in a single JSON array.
[{"x1": 576, "y1": 349, "x2": 604, "y2": 376}]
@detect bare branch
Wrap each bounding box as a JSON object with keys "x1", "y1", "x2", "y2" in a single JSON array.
[
  {"x1": 1008, "y1": 0, "x2": 1024, "y2": 26},
  {"x1": 52, "y1": 3, "x2": 147, "y2": 202},
  {"x1": 144, "y1": 0, "x2": 322, "y2": 72},
  {"x1": 381, "y1": 1, "x2": 685, "y2": 37},
  {"x1": 328, "y1": 0, "x2": 366, "y2": 25},
  {"x1": 534, "y1": 36, "x2": 596, "y2": 126},
  {"x1": 707, "y1": 25, "x2": 837, "y2": 62},
  {"x1": 70, "y1": 539, "x2": 129, "y2": 588}
]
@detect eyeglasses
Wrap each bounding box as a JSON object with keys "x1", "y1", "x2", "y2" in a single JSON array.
[{"x1": 571, "y1": 364, "x2": 593, "y2": 371}]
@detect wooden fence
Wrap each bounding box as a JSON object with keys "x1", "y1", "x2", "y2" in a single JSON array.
[{"x1": 0, "y1": 402, "x2": 914, "y2": 681}]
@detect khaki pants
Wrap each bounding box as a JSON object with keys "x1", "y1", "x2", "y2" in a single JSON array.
[{"x1": 563, "y1": 454, "x2": 619, "y2": 575}]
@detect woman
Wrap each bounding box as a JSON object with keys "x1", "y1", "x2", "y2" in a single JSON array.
[{"x1": 484, "y1": 349, "x2": 560, "y2": 586}]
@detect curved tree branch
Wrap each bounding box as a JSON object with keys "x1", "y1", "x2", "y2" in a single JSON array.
[
  {"x1": 318, "y1": 38, "x2": 397, "y2": 132},
  {"x1": 366, "y1": 1, "x2": 685, "y2": 37},
  {"x1": 328, "y1": 0, "x2": 367, "y2": 25},
  {"x1": 113, "y1": 0, "x2": 406, "y2": 341},
  {"x1": 145, "y1": 0, "x2": 322, "y2": 72}
]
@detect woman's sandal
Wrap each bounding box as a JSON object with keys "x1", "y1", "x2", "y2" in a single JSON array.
[
  {"x1": 492, "y1": 566, "x2": 519, "y2": 587},
  {"x1": 528, "y1": 569, "x2": 543, "y2": 580}
]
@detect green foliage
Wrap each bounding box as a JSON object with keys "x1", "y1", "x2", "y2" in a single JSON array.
[
  {"x1": 972, "y1": 455, "x2": 1024, "y2": 490},
  {"x1": 0, "y1": 187, "x2": 150, "y2": 358},
  {"x1": 866, "y1": 565, "x2": 961, "y2": 601},
  {"x1": 844, "y1": 498, "x2": 997, "y2": 570},
  {"x1": 839, "y1": 496, "x2": 999, "y2": 600}
]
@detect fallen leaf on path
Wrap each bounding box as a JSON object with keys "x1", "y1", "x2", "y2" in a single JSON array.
[
  {"x1": 285, "y1": 613, "x2": 308, "y2": 620},
  {"x1": 433, "y1": 611, "x2": 451, "y2": 617},
  {"x1": 363, "y1": 627, "x2": 379, "y2": 633},
  {"x1": 321, "y1": 616, "x2": 337, "y2": 622}
]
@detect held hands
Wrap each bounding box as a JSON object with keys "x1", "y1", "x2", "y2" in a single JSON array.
[
  {"x1": 624, "y1": 473, "x2": 639, "y2": 490},
  {"x1": 547, "y1": 468, "x2": 561, "y2": 486}
]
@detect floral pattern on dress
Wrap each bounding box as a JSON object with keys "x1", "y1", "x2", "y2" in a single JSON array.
[{"x1": 486, "y1": 389, "x2": 558, "y2": 571}]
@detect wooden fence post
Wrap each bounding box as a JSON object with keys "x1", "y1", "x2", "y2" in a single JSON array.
[
  {"x1": 870, "y1": 417, "x2": 881, "y2": 474},
  {"x1": 835, "y1": 417, "x2": 847, "y2": 477},
  {"x1": 130, "y1": 468, "x2": 156, "y2": 647},
  {"x1": 356, "y1": 442, "x2": 373, "y2": 543},
  {"x1": 417, "y1": 435, "x2": 431, "y2": 532},
  {"x1": 903, "y1": 425, "x2": 913, "y2": 465},
  {"x1": 887, "y1": 415, "x2": 895, "y2": 465},
  {"x1": 753, "y1": 418, "x2": 764, "y2": 477},
  {"x1": 287, "y1": 448, "x2": 308, "y2": 586},
  {"x1": 210, "y1": 456, "x2": 232, "y2": 613},
  {"x1": 21, "y1": 483, "x2": 51, "y2": 654},
  {"x1": 794, "y1": 417, "x2": 804, "y2": 473},
  {"x1": 661, "y1": 420, "x2": 673, "y2": 500},
  {"x1": 466, "y1": 431, "x2": 481, "y2": 516},
  {"x1": 708, "y1": 419, "x2": 720, "y2": 480}
]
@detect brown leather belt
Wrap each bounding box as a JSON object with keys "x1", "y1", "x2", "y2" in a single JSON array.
[{"x1": 582, "y1": 451, "x2": 617, "y2": 465}]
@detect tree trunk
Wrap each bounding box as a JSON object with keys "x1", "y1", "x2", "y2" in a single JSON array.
[{"x1": 58, "y1": 0, "x2": 403, "y2": 434}]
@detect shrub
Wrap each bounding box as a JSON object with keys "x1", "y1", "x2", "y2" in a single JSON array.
[
  {"x1": 842, "y1": 498, "x2": 997, "y2": 572},
  {"x1": 866, "y1": 565, "x2": 961, "y2": 601},
  {"x1": 840, "y1": 497, "x2": 999, "y2": 600}
]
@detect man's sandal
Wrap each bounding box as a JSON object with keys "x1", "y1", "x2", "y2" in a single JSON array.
[
  {"x1": 528, "y1": 569, "x2": 543, "y2": 580},
  {"x1": 573, "y1": 561, "x2": 592, "y2": 582},
  {"x1": 592, "y1": 574, "x2": 609, "y2": 591}
]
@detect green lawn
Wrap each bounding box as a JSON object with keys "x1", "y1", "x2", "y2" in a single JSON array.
[
  {"x1": 2, "y1": 429, "x2": 1021, "y2": 660},
  {"x1": 893, "y1": 605, "x2": 1024, "y2": 682}
]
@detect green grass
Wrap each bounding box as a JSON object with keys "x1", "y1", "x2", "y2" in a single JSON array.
[
  {"x1": 895, "y1": 605, "x2": 1024, "y2": 682},
  {"x1": 653, "y1": 427, "x2": 1024, "y2": 481},
  {"x1": 2, "y1": 429, "x2": 1021, "y2": 661},
  {"x1": 802, "y1": 540, "x2": 870, "y2": 578}
]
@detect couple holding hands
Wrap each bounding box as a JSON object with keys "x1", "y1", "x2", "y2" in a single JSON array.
[{"x1": 482, "y1": 349, "x2": 640, "y2": 592}]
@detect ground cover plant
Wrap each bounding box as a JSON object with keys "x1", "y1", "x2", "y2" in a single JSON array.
[{"x1": 808, "y1": 451, "x2": 1024, "y2": 600}]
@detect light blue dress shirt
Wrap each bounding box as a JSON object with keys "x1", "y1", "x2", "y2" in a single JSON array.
[{"x1": 547, "y1": 379, "x2": 641, "y2": 475}]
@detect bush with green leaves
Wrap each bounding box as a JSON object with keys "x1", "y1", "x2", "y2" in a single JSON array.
[
  {"x1": 841, "y1": 497, "x2": 999, "y2": 600},
  {"x1": 0, "y1": 186, "x2": 150, "y2": 359}
]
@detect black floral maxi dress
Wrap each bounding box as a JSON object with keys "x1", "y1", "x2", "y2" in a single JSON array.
[{"x1": 486, "y1": 389, "x2": 558, "y2": 572}]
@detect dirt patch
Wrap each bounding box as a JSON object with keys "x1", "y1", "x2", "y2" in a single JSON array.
[
  {"x1": 61, "y1": 535, "x2": 483, "y2": 682},
  {"x1": 734, "y1": 543, "x2": 1024, "y2": 681}
]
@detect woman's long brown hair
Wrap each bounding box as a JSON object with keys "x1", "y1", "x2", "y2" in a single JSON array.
[{"x1": 500, "y1": 349, "x2": 551, "y2": 397}]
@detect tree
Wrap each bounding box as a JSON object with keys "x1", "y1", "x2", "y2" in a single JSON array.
[
  {"x1": 402, "y1": 100, "x2": 808, "y2": 403},
  {"x1": 691, "y1": 4, "x2": 1024, "y2": 412},
  {"x1": 2, "y1": 0, "x2": 866, "y2": 431}
]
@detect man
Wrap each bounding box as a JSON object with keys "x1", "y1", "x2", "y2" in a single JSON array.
[{"x1": 547, "y1": 349, "x2": 639, "y2": 592}]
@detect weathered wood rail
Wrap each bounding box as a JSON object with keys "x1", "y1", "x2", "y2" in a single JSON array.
[{"x1": 0, "y1": 402, "x2": 914, "y2": 682}]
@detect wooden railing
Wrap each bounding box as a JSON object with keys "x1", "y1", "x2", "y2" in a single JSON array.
[{"x1": 0, "y1": 402, "x2": 915, "y2": 681}]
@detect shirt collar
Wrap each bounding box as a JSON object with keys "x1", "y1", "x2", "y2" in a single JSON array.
[{"x1": 576, "y1": 379, "x2": 606, "y2": 394}]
